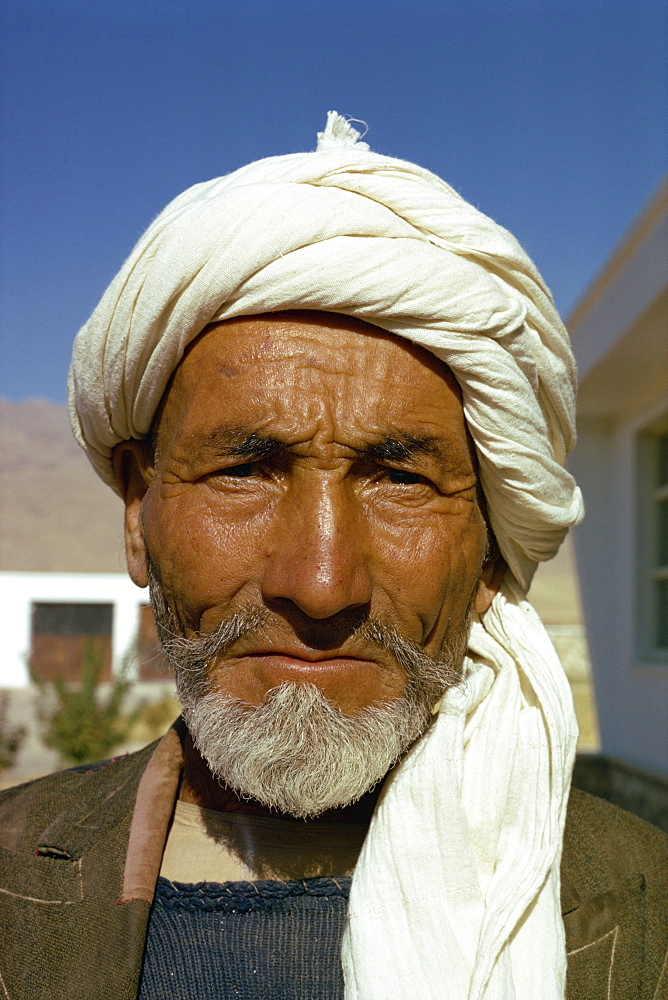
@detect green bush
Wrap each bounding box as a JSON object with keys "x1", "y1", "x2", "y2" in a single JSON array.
[
  {"x1": 128, "y1": 692, "x2": 181, "y2": 744},
  {"x1": 39, "y1": 642, "x2": 142, "y2": 766}
]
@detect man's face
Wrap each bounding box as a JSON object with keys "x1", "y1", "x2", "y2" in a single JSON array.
[{"x1": 121, "y1": 312, "x2": 496, "y2": 718}]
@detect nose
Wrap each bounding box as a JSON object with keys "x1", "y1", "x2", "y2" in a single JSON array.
[{"x1": 261, "y1": 475, "x2": 373, "y2": 620}]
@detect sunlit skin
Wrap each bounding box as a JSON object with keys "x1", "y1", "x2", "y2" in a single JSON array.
[{"x1": 114, "y1": 312, "x2": 501, "y2": 809}]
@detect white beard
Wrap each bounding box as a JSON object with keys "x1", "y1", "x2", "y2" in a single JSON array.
[{"x1": 180, "y1": 680, "x2": 426, "y2": 818}]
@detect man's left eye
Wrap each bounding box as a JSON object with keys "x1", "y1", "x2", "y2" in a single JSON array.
[
  {"x1": 222, "y1": 462, "x2": 258, "y2": 477},
  {"x1": 386, "y1": 469, "x2": 429, "y2": 486}
]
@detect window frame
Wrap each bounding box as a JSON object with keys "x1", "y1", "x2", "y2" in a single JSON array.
[{"x1": 636, "y1": 413, "x2": 668, "y2": 663}]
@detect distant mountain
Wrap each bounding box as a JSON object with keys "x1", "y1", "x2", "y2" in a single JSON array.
[
  {"x1": 0, "y1": 397, "x2": 582, "y2": 622},
  {"x1": 0, "y1": 398, "x2": 126, "y2": 572}
]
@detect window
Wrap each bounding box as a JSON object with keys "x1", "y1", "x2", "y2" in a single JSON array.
[
  {"x1": 30, "y1": 602, "x2": 113, "y2": 682},
  {"x1": 637, "y1": 417, "x2": 668, "y2": 660}
]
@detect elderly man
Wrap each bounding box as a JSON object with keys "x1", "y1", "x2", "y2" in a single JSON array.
[{"x1": 1, "y1": 114, "x2": 666, "y2": 1000}]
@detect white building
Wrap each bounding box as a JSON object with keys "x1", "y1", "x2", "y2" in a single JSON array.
[
  {"x1": 0, "y1": 571, "x2": 152, "y2": 688},
  {"x1": 569, "y1": 179, "x2": 668, "y2": 777}
]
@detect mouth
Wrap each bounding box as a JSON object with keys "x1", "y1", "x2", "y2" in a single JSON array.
[
  {"x1": 245, "y1": 647, "x2": 371, "y2": 663},
  {"x1": 206, "y1": 642, "x2": 404, "y2": 713},
  {"x1": 220, "y1": 627, "x2": 399, "y2": 667},
  {"x1": 235, "y1": 648, "x2": 385, "y2": 681}
]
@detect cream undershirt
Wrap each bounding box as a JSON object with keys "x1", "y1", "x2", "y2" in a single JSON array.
[{"x1": 160, "y1": 800, "x2": 371, "y2": 884}]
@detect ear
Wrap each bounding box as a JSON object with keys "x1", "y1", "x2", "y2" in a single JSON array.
[
  {"x1": 473, "y1": 553, "x2": 506, "y2": 615},
  {"x1": 112, "y1": 440, "x2": 154, "y2": 589}
]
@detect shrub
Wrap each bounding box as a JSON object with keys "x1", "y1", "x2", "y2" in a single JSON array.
[
  {"x1": 39, "y1": 641, "x2": 142, "y2": 766},
  {"x1": 128, "y1": 693, "x2": 181, "y2": 745},
  {"x1": 0, "y1": 692, "x2": 26, "y2": 771}
]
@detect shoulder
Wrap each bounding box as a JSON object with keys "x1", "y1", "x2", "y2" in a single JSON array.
[
  {"x1": 562, "y1": 788, "x2": 668, "y2": 998},
  {"x1": 0, "y1": 740, "x2": 159, "y2": 856},
  {"x1": 563, "y1": 786, "x2": 668, "y2": 897},
  {"x1": 562, "y1": 786, "x2": 668, "y2": 959},
  {"x1": 565, "y1": 785, "x2": 668, "y2": 855}
]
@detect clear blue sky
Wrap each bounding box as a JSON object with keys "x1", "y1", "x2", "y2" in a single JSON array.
[{"x1": 1, "y1": 0, "x2": 666, "y2": 402}]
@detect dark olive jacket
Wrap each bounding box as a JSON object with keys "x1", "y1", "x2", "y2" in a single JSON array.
[{"x1": 1, "y1": 721, "x2": 666, "y2": 1000}]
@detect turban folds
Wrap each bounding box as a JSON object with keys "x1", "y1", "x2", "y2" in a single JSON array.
[
  {"x1": 68, "y1": 114, "x2": 582, "y2": 999},
  {"x1": 69, "y1": 113, "x2": 583, "y2": 591}
]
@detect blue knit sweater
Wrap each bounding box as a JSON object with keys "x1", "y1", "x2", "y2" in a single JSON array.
[{"x1": 139, "y1": 875, "x2": 352, "y2": 999}]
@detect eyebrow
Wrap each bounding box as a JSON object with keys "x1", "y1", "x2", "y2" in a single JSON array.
[
  {"x1": 202, "y1": 427, "x2": 446, "y2": 464},
  {"x1": 361, "y1": 434, "x2": 443, "y2": 464},
  {"x1": 202, "y1": 428, "x2": 283, "y2": 460}
]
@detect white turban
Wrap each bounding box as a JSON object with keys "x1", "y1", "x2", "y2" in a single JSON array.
[
  {"x1": 69, "y1": 113, "x2": 582, "y2": 999},
  {"x1": 69, "y1": 113, "x2": 582, "y2": 591}
]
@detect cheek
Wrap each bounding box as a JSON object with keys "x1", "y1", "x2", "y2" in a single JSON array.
[
  {"x1": 142, "y1": 489, "x2": 270, "y2": 630},
  {"x1": 374, "y1": 507, "x2": 486, "y2": 642}
]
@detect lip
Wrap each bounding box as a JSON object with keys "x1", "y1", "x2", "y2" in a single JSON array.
[
  {"x1": 239, "y1": 651, "x2": 382, "y2": 681},
  {"x1": 234, "y1": 651, "x2": 386, "y2": 691},
  {"x1": 243, "y1": 648, "x2": 371, "y2": 664},
  {"x1": 212, "y1": 636, "x2": 402, "y2": 686}
]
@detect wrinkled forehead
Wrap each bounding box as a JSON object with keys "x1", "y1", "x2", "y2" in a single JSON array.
[
  {"x1": 150, "y1": 310, "x2": 475, "y2": 463},
  {"x1": 184, "y1": 310, "x2": 462, "y2": 386}
]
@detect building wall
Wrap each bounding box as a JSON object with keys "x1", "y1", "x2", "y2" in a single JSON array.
[
  {"x1": 571, "y1": 397, "x2": 668, "y2": 775},
  {"x1": 0, "y1": 572, "x2": 148, "y2": 687},
  {"x1": 569, "y1": 181, "x2": 668, "y2": 777}
]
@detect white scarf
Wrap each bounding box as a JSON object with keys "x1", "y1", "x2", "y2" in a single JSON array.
[{"x1": 344, "y1": 579, "x2": 577, "y2": 999}]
